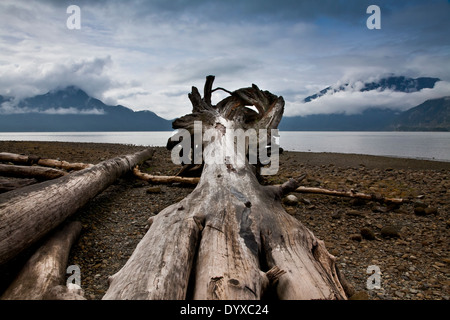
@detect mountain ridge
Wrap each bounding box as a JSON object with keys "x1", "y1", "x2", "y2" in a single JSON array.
[
  {"x1": 279, "y1": 76, "x2": 448, "y2": 131},
  {"x1": 389, "y1": 96, "x2": 450, "y2": 131},
  {"x1": 303, "y1": 76, "x2": 440, "y2": 103},
  {"x1": 0, "y1": 86, "x2": 173, "y2": 131},
  {"x1": 0, "y1": 79, "x2": 448, "y2": 132}
]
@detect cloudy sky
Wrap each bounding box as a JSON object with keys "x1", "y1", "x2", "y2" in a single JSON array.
[{"x1": 0, "y1": 0, "x2": 449, "y2": 119}]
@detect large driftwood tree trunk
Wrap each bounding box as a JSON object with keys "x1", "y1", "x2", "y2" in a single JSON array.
[
  {"x1": 0, "y1": 148, "x2": 154, "y2": 266},
  {"x1": 104, "y1": 76, "x2": 349, "y2": 300}
]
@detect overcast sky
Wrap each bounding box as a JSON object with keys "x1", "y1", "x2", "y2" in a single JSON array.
[{"x1": 0, "y1": 0, "x2": 449, "y2": 119}]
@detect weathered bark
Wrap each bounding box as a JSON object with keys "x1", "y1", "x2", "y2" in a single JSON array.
[
  {"x1": 0, "y1": 163, "x2": 68, "y2": 180},
  {"x1": 0, "y1": 148, "x2": 154, "y2": 266},
  {"x1": 133, "y1": 166, "x2": 200, "y2": 185},
  {"x1": 103, "y1": 76, "x2": 349, "y2": 300},
  {"x1": 1, "y1": 222, "x2": 84, "y2": 300},
  {"x1": 0, "y1": 152, "x2": 93, "y2": 171}
]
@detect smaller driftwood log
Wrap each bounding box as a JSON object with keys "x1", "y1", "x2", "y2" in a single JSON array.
[
  {"x1": 0, "y1": 163, "x2": 68, "y2": 181},
  {"x1": 133, "y1": 166, "x2": 200, "y2": 185},
  {"x1": 0, "y1": 152, "x2": 93, "y2": 171},
  {"x1": 293, "y1": 186, "x2": 407, "y2": 204},
  {"x1": 1, "y1": 222, "x2": 84, "y2": 300}
]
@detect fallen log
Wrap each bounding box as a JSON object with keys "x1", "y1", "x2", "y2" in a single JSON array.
[
  {"x1": 1, "y1": 222, "x2": 84, "y2": 300},
  {"x1": 35, "y1": 158, "x2": 93, "y2": 171},
  {"x1": 0, "y1": 152, "x2": 37, "y2": 164},
  {"x1": 133, "y1": 166, "x2": 200, "y2": 185},
  {"x1": 103, "y1": 76, "x2": 349, "y2": 300},
  {"x1": 0, "y1": 163, "x2": 68, "y2": 181},
  {"x1": 0, "y1": 152, "x2": 93, "y2": 171},
  {"x1": 0, "y1": 148, "x2": 154, "y2": 265},
  {"x1": 293, "y1": 186, "x2": 407, "y2": 204}
]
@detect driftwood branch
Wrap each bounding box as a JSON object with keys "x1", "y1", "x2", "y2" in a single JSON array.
[
  {"x1": 0, "y1": 152, "x2": 93, "y2": 171},
  {"x1": 0, "y1": 148, "x2": 154, "y2": 265},
  {"x1": 133, "y1": 166, "x2": 200, "y2": 185},
  {"x1": 1, "y1": 222, "x2": 84, "y2": 300},
  {"x1": 35, "y1": 159, "x2": 93, "y2": 171},
  {"x1": 293, "y1": 186, "x2": 407, "y2": 204}
]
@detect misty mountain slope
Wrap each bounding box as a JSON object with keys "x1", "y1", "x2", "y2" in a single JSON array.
[
  {"x1": 303, "y1": 76, "x2": 440, "y2": 102},
  {"x1": 280, "y1": 76, "x2": 446, "y2": 131},
  {"x1": 390, "y1": 97, "x2": 450, "y2": 131},
  {"x1": 0, "y1": 86, "x2": 172, "y2": 131}
]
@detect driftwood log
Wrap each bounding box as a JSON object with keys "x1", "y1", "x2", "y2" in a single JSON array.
[
  {"x1": 133, "y1": 166, "x2": 200, "y2": 185},
  {"x1": 0, "y1": 163, "x2": 68, "y2": 181},
  {"x1": 293, "y1": 186, "x2": 407, "y2": 204},
  {"x1": 0, "y1": 152, "x2": 93, "y2": 171},
  {"x1": 0, "y1": 148, "x2": 154, "y2": 266},
  {"x1": 1, "y1": 222, "x2": 84, "y2": 300},
  {"x1": 103, "y1": 76, "x2": 349, "y2": 300}
]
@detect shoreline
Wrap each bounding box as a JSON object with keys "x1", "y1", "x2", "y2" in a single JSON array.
[
  {"x1": 282, "y1": 150, "x2": 450, "y2": 171},
  {"x1": 0, "y1": 140, "x2": 449, "y2": 171}
]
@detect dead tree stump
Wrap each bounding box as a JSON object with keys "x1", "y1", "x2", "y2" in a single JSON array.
[{"x1": 103, "y1": 76, "x2": 349, "y2": 300}]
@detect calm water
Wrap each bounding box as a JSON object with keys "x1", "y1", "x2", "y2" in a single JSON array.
[{"x1": 0, "y1": 131, "x2": 449, "y2": 162}]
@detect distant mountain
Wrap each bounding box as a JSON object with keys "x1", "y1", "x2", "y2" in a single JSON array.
[
  {"x1": 389, "y1": 96, "x2": 450, "y2": 131},
  {"x1": 0, "y1": 86, "x2": 172, "y2": 131},
  {"x1": 1, "y1": 80, "x2": 448, "y2": 132},
  {"x1": 279, "y1": 76, "x2": 446, "y2": 131},
  {"x1": 303, "y1": 76, "x2": 440, "y2": 102}
]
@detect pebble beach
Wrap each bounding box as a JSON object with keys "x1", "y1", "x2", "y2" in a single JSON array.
[{"x1": 0, "y1": 140, "x2": 449, "y2": 300}]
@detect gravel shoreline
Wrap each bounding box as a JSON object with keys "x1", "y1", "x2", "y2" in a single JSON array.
[{"x1": 0, "y1": 141, "x2": 448, "y2": 300}]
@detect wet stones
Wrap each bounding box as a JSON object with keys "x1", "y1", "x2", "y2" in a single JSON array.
[
  {"x1": 282, "y1": 194, "x2": 299, "y2": 206},
  {"x1": 413, "y1": 201, "x2": 438, "y2": 216},
  {"x1": 350, "y1": 234, "x2": 362, "y2": 242},
  {"x1": 380, "y1": 226, "x2": 401, "y2": 239},
  {"x1": 146, "y1": 186, "x2": 162, "y2": 194},
  {"x1": 360, "y1": 227, "x2": 376, "y2": 240}
]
